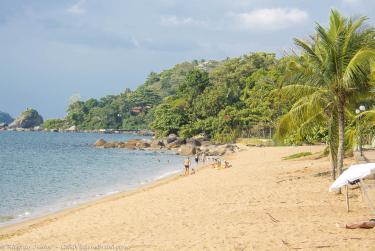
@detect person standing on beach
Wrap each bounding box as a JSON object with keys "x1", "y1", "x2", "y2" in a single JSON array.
[
  {"x1": 184, "y1": 157, "x2": 191, "y2": 175},
  {"x1": 194, "y1": 153, "x2": 199, "y2": 164},
  {"x1": 202, "y1": 153, "x2": 206, "y2": 163}
]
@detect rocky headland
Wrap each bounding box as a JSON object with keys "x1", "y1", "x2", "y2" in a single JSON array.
[
  {"x1": 94, "y1": 133, "x2": 239, "y2": 156},
  {"x1": 9, "y1": 108, "x2": 43, "y2": 129}
]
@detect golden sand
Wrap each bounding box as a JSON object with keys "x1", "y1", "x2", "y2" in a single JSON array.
[{"x1": 1, "y1": 145, "x2": 375, "y2": 250}]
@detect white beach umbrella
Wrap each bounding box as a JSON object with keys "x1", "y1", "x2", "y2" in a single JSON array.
[{"x1": 329, "y1": 163, "x2": 375, "y2": 192}]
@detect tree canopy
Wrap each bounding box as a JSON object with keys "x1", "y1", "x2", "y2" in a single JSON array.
[{"x1": 276, "y1": 10, "x2": 375, "y2": 179}]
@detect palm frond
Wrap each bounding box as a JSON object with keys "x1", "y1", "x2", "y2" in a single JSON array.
[
  {"x1": 342, "y1": 16, "x2": 368, "y2": 56},
  {"x1": 297, "y1": 112, "x2": 326, "y2": 136},
  {"x1": 275, "y1": 85, "x2": 320, "y2": 100},
  {"x1": 276, "y1": 90, "x2": 331, "y2": 139},
  {"x1": 343, "y1": 49, "x2": 375, "y2": 88},
  {"x1": 294, "y1": 38, "x2": 322, "y2": 66}
]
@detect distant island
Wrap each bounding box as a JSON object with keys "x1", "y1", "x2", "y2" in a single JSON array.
[
  {"x1": 0, "y1": 111, "x2": 14, "y2": 125},
  {"x1": 7, "y1": 108, "x2": 43, "y2": 129}
]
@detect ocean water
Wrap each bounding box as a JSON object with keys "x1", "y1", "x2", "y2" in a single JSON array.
[{"x1": 0, "y1": 131, "x2": 184, "y2": 226}]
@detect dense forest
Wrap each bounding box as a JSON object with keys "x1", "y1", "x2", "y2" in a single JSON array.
[{"x1": 44, "y1": 53, "x2": 299, "y2": 143}]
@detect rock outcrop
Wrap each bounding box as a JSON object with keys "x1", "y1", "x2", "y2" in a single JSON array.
[
  {"x1": 136, "y1": 141, "x2": 151, "y2": 148},
  {"x1": 199, "y1": 144, "x2": 239, "y2": 156},
  {"x1": 67, "y1": 125, "x2": 77, "y2": 132},
  {"x1": 94, "y1": 136, "x2": 239, "y2": 156},
  {"x1": 95, "y1": 138, "x2": 153, "y2": 150},
  {"x1": 150, "y1": 140, "x2": 164, "y2": 149},
  {"x1": 166, "y1": 141, "x2": 181, "y2": 149},
  {"x1": 166, "y1": 134, "x2": 178, "y2": 143},
  {"x1": 123, "y1": 139, "x2": 143, "y2": 149},
  {"x1": 103, "y1": 142, "x2": 119, "y2": 148},
  {"x1": 95, "y1": 139, "x2": 107, "y2": 147},
  {"x1": 178, "y1": 144, "x2": 196, "y2": 156},
  {"x1": 186, "y1": 138, "x2": 202, "y2": 147},
  {"x1": 9, "y1": 108, "x2": 43, "y2": 129}
]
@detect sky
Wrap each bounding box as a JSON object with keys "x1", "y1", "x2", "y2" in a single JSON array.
[{"x1": 1, "y1": 0, "x2": 375, "y2": 119}]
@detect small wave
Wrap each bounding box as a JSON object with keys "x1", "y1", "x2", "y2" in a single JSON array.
[
  {"x1": 154, "y1": 170, "x2": 180, "y2": 180},
  {"x1": 105, "y1": 190, "x2": 119, "y2": 196},
  {"x1": 17, "y1": 211, "x2": 30, "y2": 218},
  {"x1": 93, "y1": 190, "x2": 119, "y2": 198}
]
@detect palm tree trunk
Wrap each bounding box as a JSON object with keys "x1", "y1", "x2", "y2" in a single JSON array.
[
  {"x1": 328, "y1": 114, "x2": 338, "y2": 180},
  {"x1": 329, "y1": 143, "x2": 338, "y2": 180},
  {"x1": 337, "y1": 95, "x2": 345, "y2": 175}
]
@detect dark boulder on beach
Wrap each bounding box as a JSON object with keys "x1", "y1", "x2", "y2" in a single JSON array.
[
  {"x1": 166, "y1": 138, "x2": 185, "y2": 149},
  {"x1": 9, "y1": 108, "x2": 43, "y2": 129},
  {"x1": 166, "y1": 134, "x2": 178, "y2": 143}
]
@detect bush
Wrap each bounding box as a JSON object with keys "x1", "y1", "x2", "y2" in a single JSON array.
[{"x1": 43, "y1": 119, "x2": 66, "y2": 129}]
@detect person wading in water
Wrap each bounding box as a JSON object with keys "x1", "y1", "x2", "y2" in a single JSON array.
[{"x1": 184, "y1": 157, "x2": 191, "y2": 175}]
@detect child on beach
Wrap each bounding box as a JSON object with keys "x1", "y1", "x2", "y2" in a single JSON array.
[{"x1": 183, "y1": 157, "x2": 191, "y2": 175}]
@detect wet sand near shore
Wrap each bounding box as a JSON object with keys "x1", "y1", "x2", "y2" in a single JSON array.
[{"x1": 1, "y1": 145, "x2": 375, "y2": 250}]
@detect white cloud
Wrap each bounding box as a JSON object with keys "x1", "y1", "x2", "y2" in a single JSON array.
[
  {"x1": 67, "y1": 0, "x2": 86, "y2": 15},
  {"x1": 233, "y1": 8, "x2": 309, "y2": 31},
  {"x1": 160, "y1": 15, "x2": 203, "y2": 26}
]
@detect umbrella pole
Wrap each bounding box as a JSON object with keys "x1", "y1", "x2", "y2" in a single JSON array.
[{"x1": 346, "y1": 185, "x2": 349, "y2": 212}]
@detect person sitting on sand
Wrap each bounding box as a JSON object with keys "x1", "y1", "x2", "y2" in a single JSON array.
[
  {"x1": 184, "y1": 157, "x2": 191, "y2": 175},
  {"x1": 217, "y1": 159, "x2": 222, "y2": 169},
  {"x1": 212, "y1": 158, "x2": 222, "y2": 169},
  {"x1": 336, "y1": 219, "x2": 375, "y2": 229},
  {"x1": 224, "y1": 160, "x2": 232, "y2": 168},
  {"x1": 211, "y1": 158, "x2": 218, "y2": 169}
]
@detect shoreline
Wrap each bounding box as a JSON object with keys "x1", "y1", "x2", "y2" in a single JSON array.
[
  {"x1": 0, "y1": 159, "x2": 212, "y2": 240},
  {"x1": 0, "y1": 128, "x2": 155, "y2": 136}
]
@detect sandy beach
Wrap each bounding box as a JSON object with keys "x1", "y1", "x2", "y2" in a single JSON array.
[{"x1": 1, "y1": 145, "x2": 375, "y2": 250}]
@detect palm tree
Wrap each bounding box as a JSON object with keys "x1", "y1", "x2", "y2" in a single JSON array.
[{"x1": 277, "y1": 10, "x2": 375, "y2": 179}]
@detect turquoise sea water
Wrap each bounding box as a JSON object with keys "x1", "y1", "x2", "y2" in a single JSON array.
[{"x1": 0, "y1": 131, "x2": 183, "y2": 226}]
